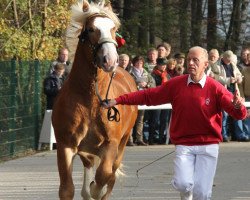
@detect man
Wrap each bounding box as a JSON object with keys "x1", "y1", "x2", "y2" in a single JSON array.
[
  {"x1": 44, "y1": 63, "x2": 66, "y2": 110},
  {"x1": 157, "y1": 42, "x2": 171, "y2": 59},
  {"x1": 50, "y1": 48, "x2": 71, "y2": 75},
  {"x1": 103, "y1": 46, "x2": 247, "y2": 200},
  {"x1": 118, "y1": 54, "x2": 131, "y2": 72},
  {"x1": 144, "y1": 48, "x2": 158, "y2": 73},
  {"x1": 238, "y1": 47, "x2": 250, "y2": 71}
]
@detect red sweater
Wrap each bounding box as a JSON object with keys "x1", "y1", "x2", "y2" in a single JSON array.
[{"x1": 115, "y1": 75, "x2": 247, "y2": 145}]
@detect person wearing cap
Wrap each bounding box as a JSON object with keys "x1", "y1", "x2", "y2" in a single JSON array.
[
  {"x1": 150, "y1": 57, "x2": 169, "y2": 144},
  {"x1": 174, "y1": 53, "x2": 186, "y2": 75},
  {"x1": 102, "y1": 46, "x2": 247, "y2": 200}
]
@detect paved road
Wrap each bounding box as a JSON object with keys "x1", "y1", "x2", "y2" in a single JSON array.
[{"x1": 0, "y1": 142, "x2": 250, "y2": 200}]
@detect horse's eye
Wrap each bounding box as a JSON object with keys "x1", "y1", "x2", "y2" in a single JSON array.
[{"x1": 88, "y1": 28, "x2": 95, "y2": 33}]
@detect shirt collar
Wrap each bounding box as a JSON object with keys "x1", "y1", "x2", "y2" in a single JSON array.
[{"x1": 187, "y1": 74, "x2": 207, "y2": 88}]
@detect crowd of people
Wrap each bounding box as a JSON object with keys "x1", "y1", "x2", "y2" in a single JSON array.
[
  {"x1": 118, "y1": 43, "x2": 250, "y2": 146},
  {"x1": 43, "y1": 44, "x2": 250, "y2": 147}
]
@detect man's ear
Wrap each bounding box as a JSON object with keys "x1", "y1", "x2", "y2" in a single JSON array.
[{"x1": 204, "y1": 61, "x2": 209, "y2": 69}]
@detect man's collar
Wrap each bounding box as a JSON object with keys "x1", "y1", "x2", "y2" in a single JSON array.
[{"x1": 187, "y1": 74, "x2": 206, "y2": 88}]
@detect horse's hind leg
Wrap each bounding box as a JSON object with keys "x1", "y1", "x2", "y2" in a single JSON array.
[{"x1": 57, "y1": 144, "x2": 75, "y2": 200}]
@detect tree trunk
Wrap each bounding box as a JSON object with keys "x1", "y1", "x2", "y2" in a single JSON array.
[
  {"x1": 224, "y1": 0, "x2": 238, "y2": 50},
  {"x1": 123, "y1": 0, "x2": 140, "y2": 48},
  {"x1": 191, "y1": 0, "x2": 203, "y2": 46},
  {"x1": 138, "y1": 0, "x2": 151, "y2": 48},
  {"x1": 207, "y1": 0, "x2": 217, "y2": 50},
  {"x1": 36, "y1": 0, "x2": 48, "y2": 52},
  {"x1": 179, "y1": 0, "x2": 190, "y2": 52},
  {"x1": 12, "y1": 0, "x2": 20, "y2": 28},
  {"x1": 28, "y1": 0, "x2": 36, "y2": 58},
  {"x1": 235, "y1": 0, "x2": 250, "y2": 55}
]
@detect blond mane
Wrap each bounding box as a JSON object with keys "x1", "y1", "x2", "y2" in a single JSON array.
[{"x1": 66, "y1": 0, "x2": 121, "y2": 60}]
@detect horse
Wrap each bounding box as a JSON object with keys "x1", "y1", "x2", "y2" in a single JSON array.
[{"x1": 51, "y1": 0, "x2": 138, "y2": 200}]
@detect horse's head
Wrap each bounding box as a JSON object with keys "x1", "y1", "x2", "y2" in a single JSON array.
[{"x1": 67, "y1": 0, "x2": 120, "y2": 72}]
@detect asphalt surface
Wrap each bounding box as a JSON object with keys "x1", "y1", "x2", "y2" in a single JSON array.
[{"x1": 0, "y1": 142, "x2": 250, "y2": 200}]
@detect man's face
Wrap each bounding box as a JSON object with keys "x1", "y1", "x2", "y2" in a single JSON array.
[
  {"x1": 55, "y1": 69, "x2": 65, "y2": 77},
  {"x1": 209, "y1": 52, "x2": 219, "y2": 63},
  {"x1": 59, "y1": 50, "x2": 69, "y2": 63},
  {"x1": 147, "y1": 51, "x2": 158, "y2": 62},
  {"x1": 187, "y1": 49, "x2": 208, "y2": 79},
  {"x1": 176, "y1": 58, "x2": 185, "y2": 66},
  {"x1": 241, "y1": 50, "x2": 250, "y2": 62},
  {"x1": 158, "y1": 47, "x2": 170, "y2": 58},
  {"x1": 119, "y1": 57, "x2": 129, "y2": 69}
]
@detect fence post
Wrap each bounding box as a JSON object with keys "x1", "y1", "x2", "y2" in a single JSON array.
[
  {"x1": 9, "y1": 58, "x2": 17, "y2": 156},
  {"x1": 34, "y1": 59, "x2": 41, "y2": 149}
]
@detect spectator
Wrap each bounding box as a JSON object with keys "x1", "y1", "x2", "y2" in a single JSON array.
[
  {"x1": 150, "y1": 58, "x2": 169, "y2": 144},
  {"x1": 50, "y1": 48, "x2": 71, "y2": 75},
  {"x1": 118, "y1": 54, "x2": 134, "y2": 146},
  {"x1": 238, "y1": 53, "x2": 250, "y2": 139},
  {"x1": 144, "y1": 48, "x2": 158, "y2": 73},
  {"x1": 118, "y1": 54, "x2": 132, "y2": 72},
  {"x1": 166, "y1": 58, "x2": 178, "y2": 78},
  {"x1": 103, "y1": 46, "x2": 247, "y2": 200},
  {"x1": 174, "y1": 53, "x2": 186, "y2": 75},
  {"x1": 157, "y1": 42, "x2": 171, "y2": 59},
  {"x1": 130, "y1": 56, "x2": 155, "y2": 146},
  {"x1": 207, "y1": 49, "x2": 220, "y2": 77},
  {"x1": 238, "y1": 47, "x2": 250, "y2": 71},
  {"x1": 44, "y1": 63, "x2": 66, "y2": 110},
  {"x1": 213, "y1": 50, "x2": 247, "y2": 142}
]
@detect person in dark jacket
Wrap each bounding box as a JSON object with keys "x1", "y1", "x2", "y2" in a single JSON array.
[{"x1": 44, "y1": 63, "x2": 66, "y2": 110}]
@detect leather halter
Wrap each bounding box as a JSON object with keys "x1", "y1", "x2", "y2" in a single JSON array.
[{"x1": 78, "y1": 15, "x2": 120, "y2": 122}]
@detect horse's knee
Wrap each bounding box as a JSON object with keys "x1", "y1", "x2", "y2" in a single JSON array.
[{"x1": 171, "y1": 179, "x2": 194, "y2": 194}]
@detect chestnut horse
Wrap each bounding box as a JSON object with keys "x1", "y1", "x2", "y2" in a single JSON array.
[{"x1": 52, "y1": 1, "x2": 137, "y2": 200}]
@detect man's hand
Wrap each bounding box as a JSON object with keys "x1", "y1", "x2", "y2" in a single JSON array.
[
  {"x1": 232, "y1": 91, "x2": 244, "y2": 109},
  {"x1": 102, "y1": 99, "x2": 117, "y2": 109}
]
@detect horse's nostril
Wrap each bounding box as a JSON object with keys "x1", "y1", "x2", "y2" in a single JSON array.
[{"x1": 103, "y1": 56, "x2": 107, "y2": 63}]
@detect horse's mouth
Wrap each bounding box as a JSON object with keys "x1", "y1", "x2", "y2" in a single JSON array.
[{"x1": 101, "y1": 62, "x2": 118, "y2": 72}]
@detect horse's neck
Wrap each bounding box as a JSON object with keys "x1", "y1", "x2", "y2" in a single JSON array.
[
  {"x1": 68, "y1": 42, "x2": 110, "y2": 97},
  {"x1": 68, "y1": 42, "x2": 96, "y2": 92}
]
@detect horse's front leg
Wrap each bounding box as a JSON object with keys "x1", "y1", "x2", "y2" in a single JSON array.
[
  {"x1": 90, "y1": 140, "x2": 118, "y2": 199},
  {"x1": 100, "y1": 133, "x2": 130, "y2": 200},
  {"x1": 57, "y1": 144, "x2": 76, "y2": 200},
  {"x1": 81, "y1": 167, "x2": 95, "y2": 200}
]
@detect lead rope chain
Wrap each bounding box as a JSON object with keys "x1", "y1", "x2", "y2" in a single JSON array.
[{"x1": 95, "y1": 71, "x2": 120, "y2": 122}]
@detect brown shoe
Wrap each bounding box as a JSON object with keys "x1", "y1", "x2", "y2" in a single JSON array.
[
  {"x1": 126, "y1": 141, "x2": 135, "y2": 146},
  {"x1": 136, "y1": 140, "x2": 148, "y2": 146}
]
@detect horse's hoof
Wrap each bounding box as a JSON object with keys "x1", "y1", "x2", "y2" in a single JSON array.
[{"x1": 90, "y1": 181, "x2": 107, "y2": 200}]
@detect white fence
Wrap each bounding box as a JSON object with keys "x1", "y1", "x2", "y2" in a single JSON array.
[{"x1": 138, "y1": 102, "x2": 250, "y2": 110}]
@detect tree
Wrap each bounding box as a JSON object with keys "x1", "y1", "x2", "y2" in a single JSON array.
[
  {"x1": 207, "y1": 0, "x2": 217, "y2": 50},
  {"x1": 191, "y1": 0, "x2": 203, "y2": 46}
]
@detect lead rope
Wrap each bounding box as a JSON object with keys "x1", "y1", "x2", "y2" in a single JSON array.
[{"x1": 95, "y1": 71, "x2": 120, "y2": 122}]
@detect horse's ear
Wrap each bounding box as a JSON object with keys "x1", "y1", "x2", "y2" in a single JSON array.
[
  {"x1": 82, "y1": 0, "x2": 90, "y2": 12},
  {"x1": 104, "y1": 0, "x2": 113, "y2": 11}
]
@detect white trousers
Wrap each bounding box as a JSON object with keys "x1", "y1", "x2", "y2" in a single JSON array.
[{"x1": 171, "y1": 144, "x2": 219, "y2": 200}]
